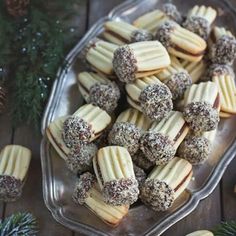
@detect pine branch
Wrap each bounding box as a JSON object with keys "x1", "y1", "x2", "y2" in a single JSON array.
[
  {"x1": 0, "y1": 212, "x2": 38, "y2": 236},
  {"x1": 213, "y1": 221, "x2": 236, "y2": 236}
]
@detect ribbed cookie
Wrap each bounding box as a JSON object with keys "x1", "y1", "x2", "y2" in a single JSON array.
[
  {"x1": 133, "y1": 3, "x2": 182, "y2": 34},
  {"x1": 140, "y1": 111, "x2": 189, "y2": 165},
  {"x1": 183, "y1": 5, "x2": 217, "y2": 39},
  {"x1": 180, "y1": 59, "x2": 206, "y2": 83},
  {"x1": 103, "y1": 20, "x2": 152, "y2": 45},
  {"x1": 77, "y1": 72, "x2": 120, "y2": 113},
  {"x1": 93, "y1": 146, "x2": 139, "y2": 206},
  {"x1": 140, "y1": 157, "x2": 192, "y2": 211},
  {"x1": 125, "y1": 75, "x2": 173, "y2": 121},
  {"x1": 186, "y1": 230, "x2": 214, "y2": 236},
  {"x1": 46, "y1": 116, "x2": 69, "y2": 160},
  {"x1": 72, "y1": 172, "x2": 129, "y2": 227},
  {"x1": 84, "y1": 38, "x2": 118, "y2": 76},
  {"x1": 156, "y1": 20, "x2": 207, "y2": 62},
  {"x1": 113, "y1": 41, "x2": 170, "y2": 83},
  {"x1": 209, "y1": 27, "x2": 236, "y2": 64},
  {"x1": 212, "y1": 68, "x2": 236, "y2": 114},
  {"x1": 178, "y1": 128, "x2": 217, "y2": 165},
  {"x1": 183, "y1": 81, "x2": 220, "y2": 132},
  {"x1": 108, "y1": 108, "x2": 151, "y2": 155},
  {"x1": 0, "y1": 145, "x2": 31, "y2": 202},
  {"x1": 156, "y1": 56, "x2": 192, "y2": 100},
  {"x1": 62, "y1": 104, "x2": 111, "y2": 148}
]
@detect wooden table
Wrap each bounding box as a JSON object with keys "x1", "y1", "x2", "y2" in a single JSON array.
[{"x1": 1, "y1": 1, "x2": 236, "y2": 235}]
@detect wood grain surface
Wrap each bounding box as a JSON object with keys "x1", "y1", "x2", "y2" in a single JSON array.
[{"x1": 0, "y1": 1, "x2": 235, "y2": 236}]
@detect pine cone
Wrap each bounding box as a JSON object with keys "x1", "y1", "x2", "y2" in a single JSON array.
[
  {"x1": 5, "y1": 0, "x2": 30, "y2": 17},
  {"x1": 0, "y1": 85, "x2": 7, "y2": 114}
]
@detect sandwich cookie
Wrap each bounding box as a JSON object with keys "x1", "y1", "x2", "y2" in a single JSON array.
[
  {"x1": 0, "y1": 145, "x2": 31, "y2": 202},
  {"x1": 156, "y1": 56, "x2": 192, "y2": 100},
  {"x1": 183, "y1": 81, "x2": 220, "y2": 132},
  {"x1": 77, "y1": 72, "x2": 120, "y2": 113},
  {"x1": 108, "y1": 108, "x2": 151, "y2": 155},
  {"x1": 62, "y1": 104, "x2": 111, "y2": 148},
  {"x1": 133, "y1": 3, "x2": 182, "y2": 34},
  {"x1": 93, "y1": 146, "x2": 139, "y2": 205},
  {"x1": 180, "y1": 59, "x2": 206, "y2": 83},
  {"x1": 183, "y1": 5, "x2": 217, "y2": 40},
  {"x1": 103, "y1": 20, "x2": 153, "y2": 45},
  {"x1": 72, "y1": 172, "x2": 129, "y2": 227},
  {"x1": 131, "y1": 150, "x2": 154, "y2": 171},
  {"x1": 156, "y1": 20, "x2": 207, "y2": 62},
  {"x1": 208, "y1": 64, "x2": 236, "y2": 115},
  {"x1": 113, "y1": 41, "x2": 170, "y2": 83},
  {"x1": 46, "y1": 117, "x2": 98, "y2": 174},
  {"x1": 178, "y1": 128, "x2": 217, "y2": 165},
  {"x1": 140, "y1": 111, "x2": 189, "y2": 165},
  {"x1": 133, "y1": 164, "x2": 147, "y2": 187},
  {"x1": 125, "y1": 76, "x2": 173, "y2": 121},
  {"x1": 186, "y1": 230, "x2": 213, "y2": 236},
  {"x1": 83, "y1": 38, "x2": 118, "y2": 76},
  {"x1": 140, "y1": 157, "x2": 192, "y2": 211},
  {"x1": 209, "y1": 27, "x2": 236, "y2": 64}
]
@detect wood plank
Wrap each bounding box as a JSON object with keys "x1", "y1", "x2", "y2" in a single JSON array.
[
  {"x1": 0, "y1": 111, "x2": 14, "y2": 218},
  {"x1": 221, "y1": 156, "x2": 236, "y2": 220},
  {"x1": 163, "y1": 186, "x2": 221, "y2": 236},
  {"x1": 4, "y1": 126, "x2": 73, "y2": 236},
  {"x1": 3, "y1": 0, "x2": 89, "y2": 234}
]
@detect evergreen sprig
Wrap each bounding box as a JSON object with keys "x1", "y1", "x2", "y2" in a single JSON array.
[
  {"x1": 0, "y1": 212, "x2": 38, "y2": 236},
  {"x1": 213, "y1": 221, "x2": 236, "y2": 236},
  {"x1": 0, "y1": 0, "x2": 77, "y2": 128}
]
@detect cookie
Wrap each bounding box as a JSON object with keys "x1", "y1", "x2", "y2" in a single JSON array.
[
  {"x1": 178, "y1": 128, "x2": 217, "y2": 165},
  {"x1": 108, "y1": 108, "x2": 151, "y2": 155},
  {"x1": 183, "y1": 82, "x2": 220, "y2": 132},
  {"x1": 103, "y1": 20, "x2": 153, "y2": 45},
  {"x1": 125, "y1": 76, "x2": 173, "y2": 121},
  {"x1": 0, "y1": 145, "x2": 31, "y2": 202},
  {"x1": 180, "y1": 59, "x2": 206, "y2": 83},
  {"x1": 133, "y1": 3, "x2": 182, "y2": 34},
  {"x1": 77, "y1": 72, "x2": 120, "y2": 113},
  {"x1": 93, "y1": 146, "x2": 139, "y2": 205},
  {"x1": 72, "y1": 172, "x2": 129, "y2": 227},
  {"x1": 156, "y1": 20, "x2": 207, "y2": 61},
  {"x1": 140, "y1": 111, "x2": 189, "y2": 165},
  {"x1": 156, "y1": 56, "x2": 192, "y2": 100},
  {"x1": 183, "y1": 5, "x2": 217, "y2": 40},
  {"x1": 83, "y1": 38, "x2": 118, "y2": 76},
  {"x1": 186, "y1": 230, "x2": 214, "y2": 236},
  {"x1": 62, "y1": 104, "x2": 111, "y2": 148},
  {"x1": 113, "y1": 41, "x2": 170, "y2": 83},
  {"x1": 209, "y1": 27, "x2": 236, "y2": 64},
  {"x1": 140, "y1": 157, "x2": 192, "y2": 211}
]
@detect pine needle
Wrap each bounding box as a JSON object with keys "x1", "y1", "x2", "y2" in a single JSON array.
[{"x1": 213, "y1": 221, "x2": 236, "y2": 236}]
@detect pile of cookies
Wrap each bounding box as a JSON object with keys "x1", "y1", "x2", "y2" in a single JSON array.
[{"x1": 46, "y1": 3, "x2": 236, "y2": 227}]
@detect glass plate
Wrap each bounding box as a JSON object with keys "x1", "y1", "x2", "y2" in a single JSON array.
[{"x1": 40, "y1": 0, "x2": 236, "y2": 235}]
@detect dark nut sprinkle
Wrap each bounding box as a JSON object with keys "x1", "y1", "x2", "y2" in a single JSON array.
[
  {"x1": 140, "y1": 132, "x2": 176, "y2": 165},
  {"x1": 72, "y1": 172, "x2": 96, "y2": 205},
  {"x1": 165, "y1": 71, "x2": 192, "y2": 100},
  {"x1": 103, "y1": 178, "x2": 139, "y2": 206},
  {"x1": 140, "y1": 179, "x2": 175, "y2": 211},
  {"x1": 156, "y1": 21, "x2": 175, "y2": 48},
  {"x1": 89, "y1": 82, "x2": 120, "y2": 113},
  {"x1": 0, "y1": 175, "x2": 22, "y2": 202},
  {"x1": 132, "y1": 150, "x2": 154, "y2": 171},
  {"x1": 183, "y1": 16, "x2": 210, "y2": 40},
  {"x1": 133, "y1": 164, "x2": 147, "y2": 187},
  {"x1": 139, "y1": 83, "x2": 173, "y2": 121},
  {"x1": 62, "y1": 116, "x2": 93, "y2": 148},
  {"x1": 108, "y1": 122, "x2": 141, "y2": 155},
  {"x1": 131, "y1": 30, "x2": 153, "y2": 43},
  {"x1": 183, "y1": 101, "x2": 219, "y2": 132},
  {"x1": 178, "y1": 134, "x2": 211, "y2": 165},
  {"x1": 209, "y1": 35, "x2": 236, "y2": 65},
  {"x1": 162, "y1": 3, "x2": 183, "y2": 24},
  {"x1": 66, "y1": 143, "x2": 98, "y2": 174},
  {"x1": 113, "y1": 45, "x2": 137, "y2": 83}
]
